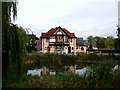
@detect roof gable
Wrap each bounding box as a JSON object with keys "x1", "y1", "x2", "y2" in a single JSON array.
[
  {"x1": 41, "y1": 26, "x2": 76, "y2": 38},
  {"x1": 53, "y1": 27, "x2": 66, "y2": 35}
]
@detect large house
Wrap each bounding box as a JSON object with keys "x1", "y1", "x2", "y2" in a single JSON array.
[{"x1": 36, "y1": 26, "x2": 77, "y2": 54}]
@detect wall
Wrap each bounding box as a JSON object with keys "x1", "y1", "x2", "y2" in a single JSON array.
[
  {"x1": 69, "y1": 38, "x2": 76, "y2": 54},
  {"x1": 76, "y1": 46, "x2": 87, "y2": 53},
  {"x1": 42, "y1": 38, "x2": 49, "y2": 53}
]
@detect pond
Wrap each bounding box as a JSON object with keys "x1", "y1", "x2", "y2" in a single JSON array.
[{"x1": 26, "y1": 64, "x2": 120, "y2": 77}]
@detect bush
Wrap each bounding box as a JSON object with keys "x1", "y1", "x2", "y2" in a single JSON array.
[{"x1": 60, "y1": 55, "x2": 78, "y2": 65}]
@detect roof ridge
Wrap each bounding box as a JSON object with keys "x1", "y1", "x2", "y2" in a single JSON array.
[{"x1": 41, "y1": 26, "x2": 76, "y2": 38}]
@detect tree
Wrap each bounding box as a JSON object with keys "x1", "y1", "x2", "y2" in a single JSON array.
[
  {"x1": 105, "y1": 36, "x2": 115, "y2": 49},
  {"x1": 87, "y1": 35, "x2": 95, "y2": 42},
  {"x1": 2, "y1": 1, "x2": 28, "y2": 77},
  {"x1": 87, "y1": 35, "x2": 95, "y2": 49},
  {"x1": 2, "y1": 2, "x2": 17, "y2": 22},
  {"x1": 26, "y1": 34, "x2": 39, "y2": 52},
  {"x1": 2, "y1": 2, "x2": 18, "y2": 76},
  {"x1": 116, "y1": 27, "x2": 120, "y2": 49},
  {"x1": 114, "y1": 38, "x2": 120, "y2": 50},
  {"x1": 94, "y1": 36, "x2": 106, "y2": 49},
  {"x1": 88, "y1": 43, "x2": 93, "y2": 49}
]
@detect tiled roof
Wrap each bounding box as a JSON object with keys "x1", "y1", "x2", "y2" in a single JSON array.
[
  {"x1": 41, "y1": 32, "x2": 46, "y2": 36},
  {"x1": 41, "y1": 26, "x2": 76, "y2": 38},
  {"x1": 86, "y1": 41, "x2": 97, "y2": 47},
  {"x1": 41, "y1": 28, "x2": 56, "y2": 38},
  {"x1": 76, "y1": 39, "x2": 86, "y2": 46}
]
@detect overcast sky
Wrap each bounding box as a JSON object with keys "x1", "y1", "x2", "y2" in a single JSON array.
[{"x1": 14, "y1": 0, "x2": 120, "y2": 39}]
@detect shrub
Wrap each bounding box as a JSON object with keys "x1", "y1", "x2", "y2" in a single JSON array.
[{"x1": 60, "y1": 55, "x2": 78, "y2": 65}]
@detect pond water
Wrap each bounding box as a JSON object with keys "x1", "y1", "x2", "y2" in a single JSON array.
[{"x1": 27, "y1": 65, "x2": 120, "y2": 77}]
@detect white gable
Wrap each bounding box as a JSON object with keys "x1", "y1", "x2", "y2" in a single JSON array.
[
  {"x1": 57, "y1": 31, "x2": 62, "y2": 34},
  {"x1": 53, "y1": 28, "x2": 66, "y2": 35}
]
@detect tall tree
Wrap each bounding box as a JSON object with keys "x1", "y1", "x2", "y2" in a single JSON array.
[
  {"x1": 2, "y1": 1, "x2": 28, "y2": 77},
  {"x1": 2, "y1": 1, "x2": 18, "y2": 76},
  {"x1": 2, "y1": 2, "x2": 17, "y2": 23}
]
